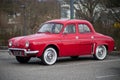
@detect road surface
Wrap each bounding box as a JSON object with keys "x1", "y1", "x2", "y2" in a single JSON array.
[{"x1": 0, "y1": 50, "x2": 120, "y2": 80}]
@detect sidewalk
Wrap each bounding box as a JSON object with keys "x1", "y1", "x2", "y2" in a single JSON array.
[
  {"x1": 109, "y1": 51, "x2": 120, "y2": 56},
  {"x1": 0, "y1": 50, "x2": 8, "y2": 52},
  {"x1": 0, "y1": 46, "x2": 8, "y2": 49},
  {"x1": 0, "y1": 46, "x2": 8, "y2": 52}
]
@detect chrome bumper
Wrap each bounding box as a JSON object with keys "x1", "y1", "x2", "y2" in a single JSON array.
[{"x1": 8, "y1": 48, "x2": 39, "y2": 56}]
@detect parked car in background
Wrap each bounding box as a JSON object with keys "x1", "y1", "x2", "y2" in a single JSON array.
[{"x1": 8, "y1": 19, "x2": 115, "y2": 65}]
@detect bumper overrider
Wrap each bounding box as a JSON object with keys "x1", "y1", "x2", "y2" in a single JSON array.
[{"x1": 8, "y1": 48, "x2": 39, "y2": 56}]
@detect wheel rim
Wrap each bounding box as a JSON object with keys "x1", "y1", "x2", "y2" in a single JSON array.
[
  {"x1": 44, "y1": 48, "x2": 57, "y2": 65},
  {"x1": 96, "y1": 45, "x2": 107, "y2": 60}
]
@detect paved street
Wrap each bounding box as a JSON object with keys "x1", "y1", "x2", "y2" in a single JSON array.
[{"x1": 0, "y1": 50, "x2": 120, "y2": 80}]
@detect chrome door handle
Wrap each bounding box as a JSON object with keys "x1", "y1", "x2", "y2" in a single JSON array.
[
  {"x1": 76, "y1": 36, "x2": 79, "y2": 39},
  {"x1": 91, "y1": 36, "x2": 94, "y2": 39}
]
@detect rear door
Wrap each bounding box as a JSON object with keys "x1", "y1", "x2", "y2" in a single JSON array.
[{"x1": 77, "y1": 24, "x2": 94, "y2": 55}]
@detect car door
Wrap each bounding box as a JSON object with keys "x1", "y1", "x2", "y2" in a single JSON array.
[
  {"x1": 60, "y1": 23, "x2": 79, "y2": 56},
  {"x1": 77, "y1": 24, "x2": 94, "y2": 55}
]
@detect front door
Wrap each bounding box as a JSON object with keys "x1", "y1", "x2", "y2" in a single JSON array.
[{"x1": 60, "y1": 24, "x2": 79, "y2": 56}]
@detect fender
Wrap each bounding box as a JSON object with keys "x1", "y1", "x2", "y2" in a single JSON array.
[{"x1": 92, "y1": 42, "x2": 108, "y2": 54}]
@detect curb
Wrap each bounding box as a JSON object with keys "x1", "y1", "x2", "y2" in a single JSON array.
[
  {"x1": 0, "y1": 50, "x2": 8, "y2": 52},
  {"x1": 0, "y1": 46, "x2": 8, "y2": 50},
  {"x1": 109, "y1": 51, "x2": 120, "y2": 56}
]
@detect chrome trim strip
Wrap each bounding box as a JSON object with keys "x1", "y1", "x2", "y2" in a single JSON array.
[
  {"x1": 92, "y1": 43, "x2": 95, "y2": 54},
  {"x1": 8, "y1": 48, "x2": 39, "y2": 56}
]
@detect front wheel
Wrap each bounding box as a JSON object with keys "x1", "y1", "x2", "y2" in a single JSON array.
[
  {"x1": 41, "y1": 47, "x2": 57, "y2": 65},
  {"x1": 93, "y1": 45, "x2": 107, "y2": 60},
  {"x1": 16, "y1": 56, "x2": 31, "y2": 63}
]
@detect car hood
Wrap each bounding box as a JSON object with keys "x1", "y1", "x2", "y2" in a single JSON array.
[
  {"x1": 11, "y1": 33, "x2": 60, "y2": 41},
  {"x1": 20, "y1": 33, "x2": 51, "y2": 41},
  {"x1": 10, "y1": 33, "x2": 60, "y2": 48}
]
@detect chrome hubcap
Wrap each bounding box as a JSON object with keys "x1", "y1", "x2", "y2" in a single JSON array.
[
  {"x1": 98, "y1": 47, "x2": 104, "y2": 57},
  {"x1": 46, "y1": 50, "x2": 55, "y2": 62}
]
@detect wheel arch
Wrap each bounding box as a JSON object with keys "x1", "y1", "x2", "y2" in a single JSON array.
[
  {"x1": 45, "y1": 44, "x2": 59, "y2": 57},
  {"x1": 93, "y1": 43, "x2": 108, "y2": 54},
  {"x1": 104, "y1": 45, "x2": 108, "y2": 51}
]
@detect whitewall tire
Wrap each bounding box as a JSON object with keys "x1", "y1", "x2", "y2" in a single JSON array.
[
  {"x1": 42, "y1": 47, "x2": 57, "y2": 65},
  {"x1": 94, "y1": 45, "x2": 107, "y2": 60}
]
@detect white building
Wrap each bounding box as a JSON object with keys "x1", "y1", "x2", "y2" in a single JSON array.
[{"x1": 61, "y1": 3, "x2": 76, "y2": 19}]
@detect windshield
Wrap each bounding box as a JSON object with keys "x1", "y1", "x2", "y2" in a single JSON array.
[{"x1": 38, "y1": 23, "x2": 63, "y2": 34}]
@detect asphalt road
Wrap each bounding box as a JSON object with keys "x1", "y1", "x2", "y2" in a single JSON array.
[{"x1": 0, "y1": 50, "x2": 120, "y2": 80}]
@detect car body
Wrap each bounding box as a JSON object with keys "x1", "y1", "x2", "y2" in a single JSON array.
[{"x1": 8, "y1": 19, "x2": 115, "y2": 65}]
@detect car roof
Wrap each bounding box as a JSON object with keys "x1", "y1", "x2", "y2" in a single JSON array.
[
  {"x1": 46, "y1": 19, "x2": 90, "y2": 24},
  {"x1": 45, "y1": 19, "x2": 96, "y2": 33}
]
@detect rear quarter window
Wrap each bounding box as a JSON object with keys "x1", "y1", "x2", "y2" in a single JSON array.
[{"x1": 78, "y1": 24, "x2": 91, "y2": 33}]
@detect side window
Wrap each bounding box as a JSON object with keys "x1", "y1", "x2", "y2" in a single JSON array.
[
  {"x1": 78, "y1": 24, "x2": 91, "y2": 33},
  {"x1": 64, "y1": 24, "x2": 76, "y2": 34},
  {"x1": 53, "y1": 24, "x2": 63, "y2": 33}
]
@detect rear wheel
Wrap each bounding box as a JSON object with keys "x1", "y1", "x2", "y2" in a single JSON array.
[
  {"x1": 41, "y1": 47, "x2": 57, "y2": 65},
  {"x1": 93, "y1": 45, "x2": 107, "y2": 60},
  {"x1": 16, "y1": 56, "x2": 31, "y2": 63}
]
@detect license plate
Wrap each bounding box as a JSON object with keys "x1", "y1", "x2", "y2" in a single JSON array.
[{"x1": 12, "y1": 51, "x2": 24, "y2": 56}]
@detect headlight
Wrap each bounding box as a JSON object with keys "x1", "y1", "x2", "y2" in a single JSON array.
[
  {"x1": 25, "y1": 41, "x2": 29, "y2": 48},
  {"x1": 9, "y1": 41, "x2": 12, "y2": 47}
]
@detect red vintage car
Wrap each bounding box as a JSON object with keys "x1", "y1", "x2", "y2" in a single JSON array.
[{"x1": 8, "y1": 19, "x2": 115, "y2": 65}]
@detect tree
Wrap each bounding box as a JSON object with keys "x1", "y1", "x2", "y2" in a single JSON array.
[
  {"x1": 103, "y1": 0, "x2": 120, "y2": 50},
  {"x1": 0, "y1": 0, "x2": 60, "y2": 46},
  {"x1": 104, "y1": 0, "x2": 120, "y2": 22},
  {"x1": 74, "y1": 0, "x2": 105, "y2": 24},
  {"x1": 19, "y1": 0, "x2": 60, "y2": 34},
  {"x1": 105, "y1": 0, "x2": 120, "y2": 8},
  {"x1": 0, "y1": 0, "x2": 15, "y2": 46}
]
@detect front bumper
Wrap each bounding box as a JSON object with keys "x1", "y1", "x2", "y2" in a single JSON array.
[{"x1": 8, "y1": 48, "x2": 39, "y2": 56}]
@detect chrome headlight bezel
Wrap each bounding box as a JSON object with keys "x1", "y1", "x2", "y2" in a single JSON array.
[
  {"x1": 25, "y1": 41, "x2": 29, "y2": 48},
  {"x1": 9, "y1": 41, "x2": 12, "y2": 47}
]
